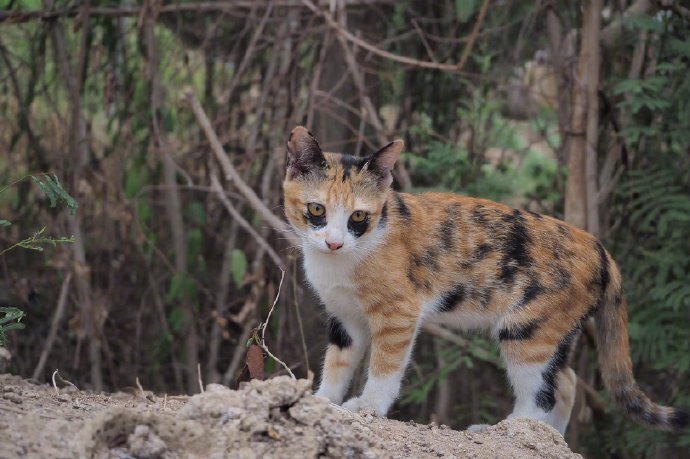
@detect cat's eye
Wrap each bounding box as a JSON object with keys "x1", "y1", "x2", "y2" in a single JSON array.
[
  {"x1": 350, "y1": 210, "x2": 368, "y2": 223},
  {"x1": 307, "y1": 203, "x2": 325, "y2": 217}
]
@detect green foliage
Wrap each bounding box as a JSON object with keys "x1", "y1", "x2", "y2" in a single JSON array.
[
  {"x1": 30, "y1": 173, "x2": 78, "y2": 214},
  {"x1": 0, "y1": 307, "x2": 26, "y2": 347},
  {"x1": 582, "y1": 10, "x2": 690, "y2": 456},
  {"x1": 231, "y1": 249, "x2": 248, "y2": 288},
  {"x1": 408, "y1": 108, "x2": 559, "y2": 209},
  {"x1": 0, "y1": 173, "x2": 77, "y2": 344},
  {"x1": 0, "y1": 227, "x2": 75, "y2": 256},
  {"x1": 0, "y1": 174, "x2": 77, "y2": 256}
]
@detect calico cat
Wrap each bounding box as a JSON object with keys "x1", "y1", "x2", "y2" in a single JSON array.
[{"x1": 282, "y1": 126, "x2": 688, "y2": 435}]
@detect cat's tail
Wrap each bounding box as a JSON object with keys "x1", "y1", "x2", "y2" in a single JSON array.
[{"x1": 595, "y1": 261, "x2": 688, "y2": 431}]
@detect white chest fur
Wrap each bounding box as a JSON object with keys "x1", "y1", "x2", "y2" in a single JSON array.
[{"x1": 302, "y1": 247, "x2": 362, "y2": 316}]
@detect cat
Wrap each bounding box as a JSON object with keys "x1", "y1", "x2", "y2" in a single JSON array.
[{"x1": 281, "y1": 126, "x2": 688, "y2": 435}]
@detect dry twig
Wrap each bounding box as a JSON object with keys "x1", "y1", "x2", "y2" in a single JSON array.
[
  {"x1": 258, "y1": 269, "x2": 295, "y2": 379},
  {"x1": 32, "y1": 272, "x2": 72, "y2": 380},
  {"x1": 183, "y1": 88, "x2": 297, "y2": 244}
]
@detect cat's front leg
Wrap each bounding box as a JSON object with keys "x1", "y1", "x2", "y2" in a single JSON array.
[
  {"x1": 342, "y1": 309, "x2": 419, "y2": 416},
  {"x1": 314, "y1": 315, "x2": 368, "y2": 404}
]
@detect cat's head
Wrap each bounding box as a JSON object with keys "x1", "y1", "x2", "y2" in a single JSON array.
[{"x1": 282, "y1": 126, "x2": 403, "y2": 256}]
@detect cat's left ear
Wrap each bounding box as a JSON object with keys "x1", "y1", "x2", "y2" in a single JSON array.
[{"x1": 367, "y1": 140, "x2": 404, "y2": 188}]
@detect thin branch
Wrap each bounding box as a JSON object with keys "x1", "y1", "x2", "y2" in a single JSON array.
[
  {"x1": 258, "y1": 269, "x2": 295, "y2": 379},
  {"x1": 262, "y1": 269, "x2": 284, "y2": 344},
  {"x1": 197, "y1": 363, "x2": 205, "y2": 393},
  {"x1": 209, "y1": 172, "x2": 286, "y2": 270},
  {"x1": 600, "y1": 0, "x2": 655, "y2": 49},
  {"x1": 301, "y1": 0, "x2": 474, "y2": 74},
  {"x1": 183, "y1": 88, "x2": 295, "y2": 242},
  {"x1": 222, "y1": 317, "x2": 254, "y2": 386},
  {"x1": 457, "y1": 0, "x2": 490, "y2": 71},
  {"x1": 32, "y1": 272, "x2": 72, "y2": 380},
  {"x1": 0, "y1": 1, "x2": 395, "y2": 23}
]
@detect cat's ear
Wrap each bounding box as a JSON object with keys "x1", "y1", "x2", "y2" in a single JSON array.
[
  {"x1": 286, "y1": 126, "x2": 326, "y2": 179},
  {"x1": 367, "y1": 139, "x2": 404, "y2": 188}
]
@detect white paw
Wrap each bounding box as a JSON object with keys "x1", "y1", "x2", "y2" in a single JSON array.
[
  {"x1": 342, "y1": 396, "x2": 385, "y2": 416},
  {"x1": 314, "y1": 386, "x2": 342, "y2": 405},
  {"x1": 466, "y1": 423, "x2": 491, "y2": 433}
]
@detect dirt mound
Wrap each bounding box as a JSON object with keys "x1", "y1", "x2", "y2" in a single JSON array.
[{"x1": 0, "y1": 373, "x2": 580, "y2": 458}]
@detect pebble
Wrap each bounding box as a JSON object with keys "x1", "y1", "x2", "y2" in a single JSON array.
[{"x1": 3, "y1": 392, "x2": 23, "y2": 404}]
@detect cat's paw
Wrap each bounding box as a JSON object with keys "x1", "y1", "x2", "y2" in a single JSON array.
[
  {"x1": 342, "y1": 396, "x2": 384, "y2": 416},
  {"x1": 313, "y1": 386, "x2": 343, "y2": 405},
  {"x1": 466, "y1": 423, "x2": 491, "y2": 433}
]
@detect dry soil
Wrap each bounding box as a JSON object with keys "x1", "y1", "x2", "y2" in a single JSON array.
[{"x1": 0, "y1": 373, "x2": 581, "y2": 458}]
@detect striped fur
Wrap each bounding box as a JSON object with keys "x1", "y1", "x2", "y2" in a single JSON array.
[{"x1": 282, "y1": 126, "x2": 688, "y2": 435}]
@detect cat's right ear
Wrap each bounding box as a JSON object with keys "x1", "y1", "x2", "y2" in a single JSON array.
[{"x1": 286, "y1": 126, "x2": 326, "y2": 179}]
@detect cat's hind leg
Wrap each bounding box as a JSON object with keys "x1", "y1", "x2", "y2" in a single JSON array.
[{"x1": 501, "y1": 329, "x2": 579, "y2": 436}]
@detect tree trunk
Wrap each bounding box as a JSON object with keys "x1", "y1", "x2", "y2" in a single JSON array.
[
  {"x1": 564, "y1": 0, "x2": 602, "y2": 232},
  {"x1": 143, "y1": 14, "x2": 200, "y2": 394},
  {"x1": 49, "y1": 0, "x2": 104, "y2": 391}
]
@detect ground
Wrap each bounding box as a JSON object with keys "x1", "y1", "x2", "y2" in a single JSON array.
[{"x1": 0, "y1": 372, "x2": 581, "y2": 459}]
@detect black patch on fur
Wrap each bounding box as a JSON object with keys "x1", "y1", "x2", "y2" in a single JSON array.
[
  {"x1": 554, "y1": 265, "x2": 571, "y2": 290},
  {"x1": 340, "y1": 155, "x2": 368, "y2": 181},
  {"x1": 535, "y1": 328, "x2": 577, "y2": 412},
  {"x1": 437, "y1": 284, "x2": 466, "y2": 312},
  {"x1": 669, "y1": 409, "x2": 689, "y2": 430},
  {"x1": 499, "y1": 209, "x2": 532, "y2": 285},
  {"x1": 327, "y1": 317, "x2": 352, "y2": 348},
  {"x1": 305, "y1": 212, "x2": 326, "y2": 229},
  {"x1": 440, "y1": 220, "x2": 455, "y2": 252},
  {"x1": 347, "y1": 215, "x2": 370, "y2": 238},
  {"x1": 472, "y1": 205, "x2": 489, "y2": 226},
  {"x1": 595, "y1": 241, "x2": 610, "y2": 292},
  {"x1": 378, "y1": 202, "x2": 388, "y2": 229},
  {"x1": 525, "y1": 209, "x2": 543, "y2": 219},
  {"x1": 520, "y1": 278, "x2": 544, "y2": 307},
  {"x1": 589, "y1": 240, "x2": 611, "y2": 311},
  {"x1": 557, "y1": 223, "x2": 571, "y2": 238},
  {"x1": 612, "y1": 288, "x2": 623, "y2": 309},
  {"x1": 412, "y1": 247, "x2": 441, "y2": 272},
  {"x1": 498, "y1": 320, "x2": 541, "y2": 341},
  {"x1": 475, "y1": 243, "x2": 493, "y2": 260},
  {"x1": 395, "y1": 193, "x2": 411, "y2": 221},
  {"x1": 407, "y1": 270, "x2": 422, "y2": 289},
  {"x1": 470, "y1": 288, "x2": 492, "y2": 308},
  {"x1": 622, "y1": 393, "x2": 662, "y2": 426}
]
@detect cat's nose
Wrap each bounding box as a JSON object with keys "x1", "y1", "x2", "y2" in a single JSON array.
[{"x1": 326, "y1": 240, "x2": 343, "y2": 251}]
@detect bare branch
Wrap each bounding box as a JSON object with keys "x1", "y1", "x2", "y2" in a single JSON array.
[
  {"x1": 0, "y1": 1, "x2": 394, "y2": 24},
  {"x1": 183, "y1": 88, "x2": 296, "y2": 242},
  {"x1": 457, "y1": 0, "x2": 490, "y2": 71},
  {"x1": 32, "y1": 272, "x2": 72, "y2": 380},
  {"x1": 209, "y1": 173, "x2": 287, "y2": 270},
  {"x1": 301, "y1": 0, "x2": 473, "y2": 74}
]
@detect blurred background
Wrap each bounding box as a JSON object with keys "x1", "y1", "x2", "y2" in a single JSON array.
[{"x1": 1, "y1": 0, "x2": 689, "y2": 456}]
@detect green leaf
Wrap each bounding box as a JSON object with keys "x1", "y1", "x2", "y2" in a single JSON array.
[
  {"x1": 231, "y1": 249, "x2": 247, "y2": 288},
  {"x1": 455, "y1": 0, "x2": 477, "y2": 21},
  {"x1": 168, "y1": 307, "x2": 184, "y2": 332},
  {"x1": 125, "y1": 163, "x2": 151, "y2": 199},
  {"x1": 0, "y1": 220, "x2": 10, "y2": 227},
  {"x1": 0, "y1": 307, "x2": 25, "y2": 346},
  {"x1": 186, "y1": 201, "x2": 206, "y2": 225},
  {"x1": 31, "y1": 173, "x2": 78, "y2": 214}
]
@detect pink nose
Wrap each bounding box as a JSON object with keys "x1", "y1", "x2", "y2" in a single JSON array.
[{"x1": 326, "y1": 241, "x2": 343, "y2": 251}]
